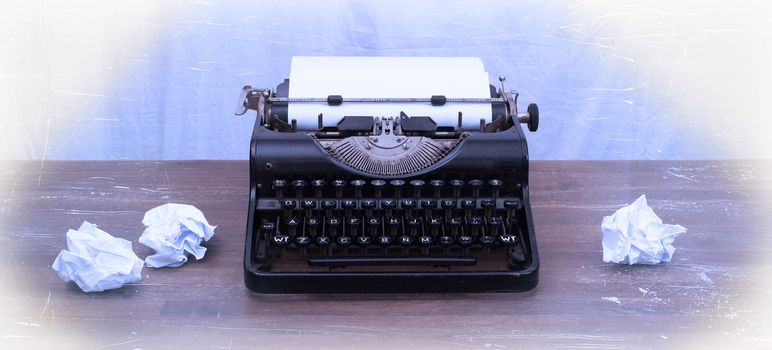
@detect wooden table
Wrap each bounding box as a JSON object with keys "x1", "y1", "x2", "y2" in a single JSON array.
[{"x1": 1, "y1": 160, "x2": 770, "y2": 349}]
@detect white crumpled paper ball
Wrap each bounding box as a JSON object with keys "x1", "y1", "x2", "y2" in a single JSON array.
[
  {"x1": 601, "y1": 195, "x2": 687, "y2": 265},
  {"x1": 52, "y1": 221, "x2": 144, "y2": 292},
  {"x1": 139, "y1": 203, "x2": 216, "y2": 268}
]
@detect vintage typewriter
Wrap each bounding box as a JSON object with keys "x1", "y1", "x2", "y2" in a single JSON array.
[{"x1": 235, "y1": 57, "x2": 540, "y2": 293}]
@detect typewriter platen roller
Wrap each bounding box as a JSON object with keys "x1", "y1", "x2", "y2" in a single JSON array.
[{"x1": 236, "y1": 57, "x2": 540, "y2": 293}]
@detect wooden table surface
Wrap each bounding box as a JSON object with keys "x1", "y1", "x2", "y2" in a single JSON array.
[{"x1": 1, "y1": 160, "x2": 771, "y2": 349}]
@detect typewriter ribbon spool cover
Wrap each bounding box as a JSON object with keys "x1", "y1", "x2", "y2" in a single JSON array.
[{"x1": 237, "y1": 57, "x2": 540, "y2": 293}]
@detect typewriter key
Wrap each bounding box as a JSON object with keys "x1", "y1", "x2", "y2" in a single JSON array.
[
  {"x1": 271, "y1": 234, "x2": 291, "y2": 248},
  {"x1": 389, "y1": 179, "x2": 405, "y2": 199},
  {"x1": 481, "y1": 199, "x2": 495, "y2": 218},
  {"x1": 336, "y1": 235, "x2": 352, "y2": 248},
  {"x1": 351, "y1": 179, "x2": 366, "y2": 198},
  {"x1": 371, "y1": 179, "x2": 386, "y2": 198},
  {"x1": 345, "y1": 218, "x2": 361, "y2": 246},
  {"x1": 401, "y1": 199, "x2": 417, "y2": 218},
  {"x1": 356, "y1": 235, "x2": 372, "y2": 248},
  {"x1": 292, "y1": 180, "x2": 308, "y2": 199},
  {"x1": 272, "y1": 179, "x2": 287, "y2": 199},
  {"x1": 311, "y1": 179, "x2": 326, "y2": 199},
  {"x1": 381, "y1": 199, "x2": 397, "y2": 217},
  {"x1": 332, "y1": 179, "x2": 346, "y2": 198},
  {"x1": 488, "y1": 179, "x2": 503, "y2": 198},
  {"x1": 461, "y1": 199, "x2": 476, "y2": 218},
  {"x1": 429, "y1": 179, "x2": 444, "y2": 198},
  {"x1": 450, "y1": 179, "x2": 465, "y2": 198},
  {"x1": 321, "y1": 200, "x2": 336, "y2": 217},
  {"x1": 504, "y1": 199, "x2": 521, "y2": 221},
  {"x1": 409, "y1": 179, "x2": 425, "y2": 198},
  {"x1": 468, "y1": 179, "x2": 483, "y2": 198}
]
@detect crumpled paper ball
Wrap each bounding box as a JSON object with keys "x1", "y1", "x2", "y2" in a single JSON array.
[
  {"x1": 52, "y1": 221, "x2": 144, "y2": 292},
  {"x1": 139, "y1": 203, "x2": 216, "y2": 268},
  {"x1": 601, "y1": 195, "x2": 687, "y2": 265}
]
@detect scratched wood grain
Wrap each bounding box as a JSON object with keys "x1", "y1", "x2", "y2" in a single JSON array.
[{"x1": 0, "y1": 160, "x2": 770, "y2": 349}]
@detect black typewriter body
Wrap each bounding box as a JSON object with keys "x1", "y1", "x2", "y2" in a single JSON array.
[{"x1": 237, "y1": 76, "x2": 540, "y2": 293}]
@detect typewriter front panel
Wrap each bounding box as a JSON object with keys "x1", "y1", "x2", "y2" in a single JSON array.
[{"x1": 244, "y1": 121, "x2": 539, "y2": 293}]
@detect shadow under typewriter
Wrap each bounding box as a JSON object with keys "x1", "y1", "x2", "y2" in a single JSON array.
[{"x1": 237, "y1": 64, "x2": 540, "y2": 293}]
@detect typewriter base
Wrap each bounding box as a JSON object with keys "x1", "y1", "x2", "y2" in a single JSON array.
[{"x1": 244, "y1": 265, "x2": 538, "y2": 294}]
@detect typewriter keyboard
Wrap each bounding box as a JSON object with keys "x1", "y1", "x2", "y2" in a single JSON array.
[{"x1": 255, "y1": 178, "x2": 528, "y2": 271}]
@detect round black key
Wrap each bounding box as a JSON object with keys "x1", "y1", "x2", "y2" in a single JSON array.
[
  {"x1": 479, "y1": 235, "x2": 496, "y2": 246},
  {"x1": 361, "y1": 200, "x2": 377, "y2": 209},
  {"x1": 488, "y1": 179, "x2": 503, "y2": 197},
  {"x1": 272, "y1": 179, "x2": 287, "y2": 191},
  {"x1": 351, "y1": 179, "x2": 366, "y2": 198},
  {"x1": 504, "y1": 199, "x2": 520, "y2": 220},
  {"x1": 260, "y1": 221, "x2": 276, "y2": 234},
  {"x1": 311, "y1": 179, "x2": 326, "y2": 198},
  {"x1": 468, "y1": 217, "x2": 483, "y2": 235},
  {"x1": 356, "y1": 235, "x2": 372, "y2": 247},
  {"x1": 332, "y1": 179, "x2": 346, "y2": 198},
  {"x1": 292, "y1": 180, "x2": 307, "y2": 200},
  {"x1": 321, "y1": 200, "x2": 336, "y2": 216},
  {"x1": 284, "y1": 217, "x2": 300, "y2": 227},
  {"x1": 390, "y1": 179, "x2": 405, "y2": 198},
  {"x1": 497, "y1": 234, "x2": 518, "y2": 246},
  {"x1": 305, "y1": 217, "x2": 319, "y2": 235},
  {"x1": 342, "y1": 199, "x2": 357, "y2": 209},
  {"x1": 487, "y1": 216, "x2": 503, "y2": 236},
  {"x1": 409, "y1": 179, "x2": 425, "y2": 197},
  {"x1": 429, "y1": 179, "x2": 444, "y2": 198},
  {"x1": 441, "y1": 199, "x2": 456, "y2": 209},
  {"x1": 336, "y1": 235, "x2": 352, "y2": 247},
  {"x1": 272, "y1": 179, "x2": 287, "y2": 199},
  {"x1": 377, "y1": 235, "x2": 393, "y2": 247},
  {"x1": 367, "y1": 216, "x2": 381, "y2": 226},
  {"x1": 401, "y1": 199, "x2": 417, "y2": 209},
  {"x1": 271, "y1": 234, "x2": 290, "y2": 247},
  {"x1": 326, "y1": 217, "x2": 341, "y2": 236},
  {"x1": 397, "y1": 235, "x2": 413, "y2": 247},
  {"x1": 481, "y1": 199, "x2": 495, "y2": 217},
  {"x1": 371, "y1": 179, "x2": 386, "y2": 198},
  {"x1": 468, "y1": 179, "x2": 483, "y2": 197},
  {"x1": 457, "y1": 235, "x2": 474, "y2": 247},
  {"x1": 386, "y1": 217, "x2": 400, "y2": 235},
  {"x1": 438, "y1": 235, "x2": 454, "y2": 247},
  {"x1": 332, "y1": 179, "x2": 347, "y2": 188},
  {"x1": 460, "y1": 199, "x2": 476, "y2": 209},
  {"x1": 406, "y1": 217, "x2": 421, "y2": 235},
  {"x1": 381, "y1": 199, "x2": 397, "y2": 209},
  {"x1": 311, "y1": 179, "x2": 326, "y2": 189},
  {"x1": 449, "y1": 217, "x2": 462, "y2": 235},
  {"x1": 347, "y1": 217, "x2": 361, "y2": 226},
  {"x1": 301, "y1": 199, "x2": 316, "y2": 209},
  {"x1": 421, "y1": 199, "x2": 437, "y2": 209},
  {"x1": 417, "y1": 235, "x2": 434, "y2": 247},
  {"x1": 295, "y1": 235, "x2": 312, "y2": 247},
  {"x1": 315, "y1": 235, "x2": 332, "y2": 247},
  {"x1": 450, "y1": 179, "x2": 465, "y2": 198},
  {"x1": 281, "y1": 199, "x2": 297, "y2": 209},
  {"x1": 347, "y1": 217, "x2": 361, "y2": 236}
]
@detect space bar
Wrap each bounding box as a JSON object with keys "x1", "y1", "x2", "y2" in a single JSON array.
[{"x1": 307, "y1": 256, "x2": 477, "y2": 267}]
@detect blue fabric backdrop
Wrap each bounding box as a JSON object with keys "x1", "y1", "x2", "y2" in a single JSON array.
[{"x1": 2, "y1": 0, "x2": 770, "y2": 160}]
